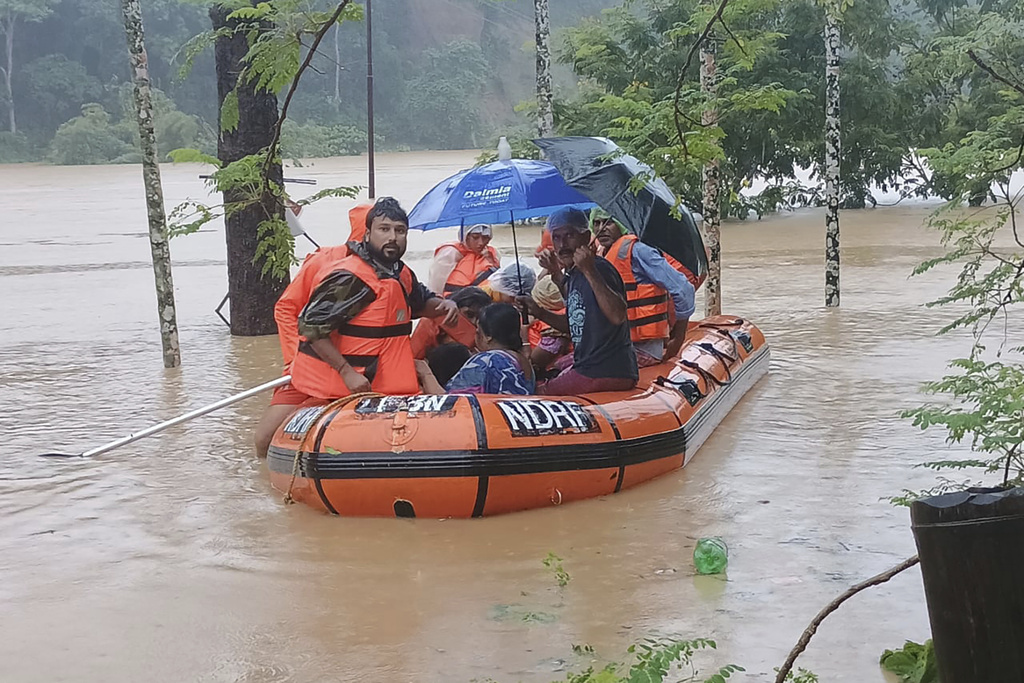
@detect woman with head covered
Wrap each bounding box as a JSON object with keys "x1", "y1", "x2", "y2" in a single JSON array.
[{"x1": 428, "y1": 223, "x2": 501, "y2": 297}]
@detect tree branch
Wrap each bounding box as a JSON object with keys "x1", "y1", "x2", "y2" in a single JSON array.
[
  {"x1": 774, "y1": 555, "x2": 921, "y2": 683},
  {"x1": 261, "y1": 0, "x2": 352, "y2": 184},
  {"x1": 672, "y1": 0, "x2": 729, "y2": 153},
  {"x1": 967, "y1": 49, "x2": 1024, "y2": 99},
  {"x1": 990, "y1": 136, "x2": 1024, "y2": 176}
]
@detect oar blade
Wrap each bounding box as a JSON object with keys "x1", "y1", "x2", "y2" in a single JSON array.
[{"x1": 38, "y1": 452, "x2": 83, "y2": 458}]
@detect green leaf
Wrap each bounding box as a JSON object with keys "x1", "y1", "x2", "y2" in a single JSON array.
[
  {"x1": 167, "y1": 148, "x2": 221, "y2": 167},
  {"x1": 221, "y1": 90, "x2": 239, "y2": 133}
]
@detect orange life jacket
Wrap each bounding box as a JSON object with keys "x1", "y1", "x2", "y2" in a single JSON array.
[
  {"x1": 606, "y1": 234, "x2": 670, "y2": 342},
  {"x1": 273, "y1": 203, "x2": 373, "y2": 366},
  {"x1": 663, "y1": 251, "x2": 704, "y2": 291},
  {"x1": 289, "y1": 252, "x2": 419, "y2": 399},
  {"x1": 435, "y1": 241, "x2": 500, "y2": 297}
]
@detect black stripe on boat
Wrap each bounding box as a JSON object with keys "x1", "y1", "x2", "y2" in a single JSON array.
[
  {"x1": 576, "y1": 396, "x2": 622, "y2": 441},
  {"x1": 311, "y1": 410, "x2": 341, "y2": 514},
  {"x1": 268, "y1": 345, "x2": 770, "y2": 482},
  {"x1": 472, "y1": 476, "x2": 490, "y2": 518}
]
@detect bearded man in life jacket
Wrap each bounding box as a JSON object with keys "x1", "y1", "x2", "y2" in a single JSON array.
[
  {"x1": 253, "y1": 198, "x2": 458, "y2": 458},
  {"x1": 428, "y1": 223, "x2": 501, "y2": 297}
]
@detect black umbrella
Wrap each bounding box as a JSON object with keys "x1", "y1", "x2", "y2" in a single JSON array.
[{"x1": 533, "y1": 136, "x2": 708, "y2": 284}]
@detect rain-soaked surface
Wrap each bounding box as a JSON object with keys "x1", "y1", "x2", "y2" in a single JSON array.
[{"x1": 0, "y1": 152, "x2": 979, "y2": 682}]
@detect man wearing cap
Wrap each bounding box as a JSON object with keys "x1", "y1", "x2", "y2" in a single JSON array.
[
  {"x1": 428, "y1": 223, "x2": 501, "y2": 298},
  {"x1": 520, "y1": 207, "x2": 638, "y2": 395},
  {"x1": 590, "y1": 207, "x2": 696, "y2": 365}
]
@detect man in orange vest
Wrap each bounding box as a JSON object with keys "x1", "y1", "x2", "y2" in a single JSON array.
[
  {"x1": 253, "y1": 199, "x2": 457, "y2": 457},
  {"x1": 428, "y1": 223, "x2": 501, "y2": 297},
  {"x1": 290, "y1": 197, "x2": 458, "y2": 398},
  {"x1": 589, "y1": 208, "x2": 695, "y2": 366},
  {"x1": 254, "y1": 203, "x2": 372, "y2": 458}
]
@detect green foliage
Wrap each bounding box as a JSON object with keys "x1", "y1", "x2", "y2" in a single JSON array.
[
  {"x1": 880, "y1": 640, "x2": 939, "y2": 683},
  {"x1": 220, "y1": 90, "x2": 240, "y2": 134},
  {"x1": 779, "y1": 668, "x2": 819, "y2": 683},
  {"x1": 551, "y1": 637, "x2": 742, "y2": 683},
  {"x1": 167, "y1": 148, "x2": 221, "y2": 166},
  {"x1": 556, "y1": 0, "x2": 813, "y2": 217},
  {"x1": 900, "y1": 6, "x2": 1024, "y2": 503},
  {"x1": 280, "y1": 120, "x2": 366, "y2": 158},
  {"x1": 16, "y1": 54, "x2": 103, "y2": 135},
  {"x1": 47, "y1": 104, "x2": 135, "y2": 165},
  {"x1": 404, "y1": 40, "x2": 491, "y2": 149},
  {"x1": 0, "y1": 131, "x2": 37, "y2": 162},
  {"x1": 543, "y1": 552, "x2": 571, "y2": 588},
  {"x1": 476, "y1": 135, "x2": 544, "y2": 165}
]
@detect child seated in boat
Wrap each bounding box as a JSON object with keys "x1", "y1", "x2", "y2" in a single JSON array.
[
  {"x1": 527, "y1": 274, "x2": 572, "y2": 379},
  {"x1": 424, "y1": 342, "x2": 472, "y2": 387},
  {"x1": 416, "y1": 303, "x2": 535, "y2": 395}
]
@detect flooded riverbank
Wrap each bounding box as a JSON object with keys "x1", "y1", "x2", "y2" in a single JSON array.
[{"x1": 0, "y1": 152, "x2": 970, "y2": 681}]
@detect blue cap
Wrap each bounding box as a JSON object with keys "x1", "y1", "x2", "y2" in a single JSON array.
[{"x1": 545, "y1": 207, "x2": 590, "y2": 233}]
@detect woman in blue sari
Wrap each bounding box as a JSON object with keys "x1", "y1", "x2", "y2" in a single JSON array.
[{"x1": 416, "y1": 303, "x2": 534, "y2": 395}]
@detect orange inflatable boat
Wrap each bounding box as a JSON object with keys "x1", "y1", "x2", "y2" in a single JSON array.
[{"x1": 267, "y1": 316, "x2": 769, "y2": 518}]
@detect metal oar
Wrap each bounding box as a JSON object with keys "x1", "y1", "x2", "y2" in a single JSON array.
[{"x1": 40, "y1": 375, "x2": 292, "y2": 458}]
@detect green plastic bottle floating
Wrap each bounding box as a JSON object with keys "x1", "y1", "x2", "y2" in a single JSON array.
[{"x1": 693, "y1": 537, "x2": 728, "y2": 575}]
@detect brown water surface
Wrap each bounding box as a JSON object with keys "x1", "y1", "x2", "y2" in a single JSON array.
[{"x1": 0, "y1": 153, "x2": 976, "y2": 682}]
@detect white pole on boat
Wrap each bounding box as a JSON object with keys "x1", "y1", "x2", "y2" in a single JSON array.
[{"x1": 40, "y1": 376, "x2": 292, "y2": 458}]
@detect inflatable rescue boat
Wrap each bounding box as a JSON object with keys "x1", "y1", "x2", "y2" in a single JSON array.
[{"x1": 267, "y1": 316, "x2": 769, "y2": 518}]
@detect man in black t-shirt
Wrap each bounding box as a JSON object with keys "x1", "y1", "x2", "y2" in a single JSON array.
[{"x1": 521, "y1": 207, "x2": 638, "y2": 395}]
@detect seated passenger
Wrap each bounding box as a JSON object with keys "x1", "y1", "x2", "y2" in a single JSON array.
[
  {"x1": 528, "y1": 275, "x2": 571, "y2": 377},
  {"x1": 428, "y1": 223, "x2": 500, "y2": 297},
  {"x1": 254, "y1": 203, "x2": 372, "y2": 458},
  {"x1": 410, "y1": 286, "x2": 491, "y2": 360},
  {"x1": 519, "y1": 207, "x2": 638, "y2": 396},
  {"x1": 590, "y1": 208, "x2": 696, "y2": 365},
  {"x1": 484, "y1": 261, "x2": 538, "y2": 303},
  {"x1": 416, "y1": 303, "x2": 535, "y2": 395},
  {"x1": 425, "y1": 342, "x2": 473, "y2": 387}
]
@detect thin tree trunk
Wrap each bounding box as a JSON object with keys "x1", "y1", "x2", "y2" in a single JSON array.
[
  {"x1": 333, "y1": 22, "x2": 341, "y2": 104},
  {"x1": 210, "y1": 5, "x2": 288, "y2": 336},
  {"x1": 700, "y1": 20, "x2": 721, "y2": 317},
  {"x1": 824, "y1": 6, "x2": 841, "y2": 307},
  {"x1": 533, "y1": 0, "x2": 553, "y2": 137},
  {"x1": 3, "y1": 17, "x2": 15, "y2": 134},
  {"x1": 121, "y1": 0, "x2": 181, "y2": 368}
]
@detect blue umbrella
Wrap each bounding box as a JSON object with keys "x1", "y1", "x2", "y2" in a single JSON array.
[{"x1": 408, "y1": 159, "x2": 595, "y2": 230}]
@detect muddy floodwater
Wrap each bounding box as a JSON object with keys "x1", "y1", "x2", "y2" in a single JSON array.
[{"x1": 0, "y1": 152, "x2": 975, "y2": 682}]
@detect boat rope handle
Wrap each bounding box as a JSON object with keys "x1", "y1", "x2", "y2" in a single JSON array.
[
  {"x1": 712, "y1": 327, "x2": 742, "y2": 358},
  {"x1": 654, "y1": 374, "x2": 706, "y2": 405},
  {"x1": 695, "y1": 342, "x2": 737, "y2": 385},
  {"x1": 697, "y1": 317, "x2": 745, "y2": 329},
  {"x1": 283, "y1": 392, "x2": 382, "y2": 505},
  {"x1": 679, "y1": 358, "x2": 731, "y2": 389},
  {"x1": 697, "y1": 341, "x2": 738, "y2": 365}
]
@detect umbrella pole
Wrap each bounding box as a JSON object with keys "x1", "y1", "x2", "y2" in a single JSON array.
[{"x1": 510, "y1": 212, "x2": 528, "y2": 324}]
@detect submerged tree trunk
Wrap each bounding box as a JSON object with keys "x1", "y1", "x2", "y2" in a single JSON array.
[
  {"x1": 533, "y1": 0, "x2": 554, "y2": 137},
  {"x1": 121, "y1": 0, "x2": 181, "y2": 368},
  {"x1": 2, "y1": 17, "x2": 15, "y2": 133},
  {"x1": 700, "y1": 22, "x2": 721, "y2": 317},
  {"x1": 333, "y1": 22, "x2": 341, "y2": 104},
  {"x1": 210, "y1": 5, "x2": 288, "y2": 336},
  {"x1": 824, "y1": 6, "x2": 841, "y2": 307}
]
